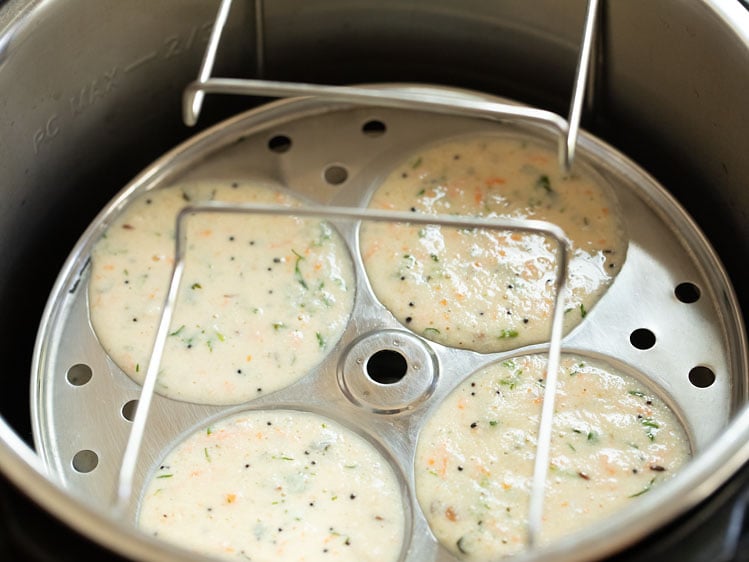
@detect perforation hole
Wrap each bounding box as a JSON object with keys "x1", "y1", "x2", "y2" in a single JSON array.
[
  {"x1": 366, "y1": 349, "x2": 408, "y2": 385},
  {"x1": 630, "y1": 328, "x2": 656, "y2": 350},
  {"x1": 122, "y1": 400, "x2": 138, "y2": 422},
  {"x1": 72, "y1": 450, "x2": 99, "y2": 473},
  {"x1": 362, "y1": 120, "x2": 387, "y2": 137},
  {"x1": 67, "y1": 364, "x2": 93, "y2": 386},
  {"x1": 324, "y1": 165, "x2": 348, "y2": 185},
  {"x1": 268, "y1": 135, "x2": 292, "y2": 153},
  {"x1": 675, "y1": 282, "x2": 701, "y2": 304},
  {"x1": 689, "y1": 366, "x2": 716, "y2": 388}
]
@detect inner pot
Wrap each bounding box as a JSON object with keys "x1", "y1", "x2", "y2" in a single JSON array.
[{"x1": 1, "y1": 1, "x2": 749, "y2": 561}]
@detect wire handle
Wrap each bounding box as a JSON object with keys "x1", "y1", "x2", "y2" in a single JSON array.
[
  {"x1": 183, "y1": 0, "x2": 599, "y2": 172},
  {"x1": 116, "y1": 0, "x2": 601, "y2": 547}
]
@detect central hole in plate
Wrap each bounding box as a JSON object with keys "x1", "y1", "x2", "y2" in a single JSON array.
[{"x1": 366, "y1": 349, "x2": 408, "y2": 385}]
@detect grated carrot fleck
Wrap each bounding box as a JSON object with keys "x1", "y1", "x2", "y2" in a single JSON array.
[{"x1": 485, "y1": 177, "x2": 506, "y2": 186}]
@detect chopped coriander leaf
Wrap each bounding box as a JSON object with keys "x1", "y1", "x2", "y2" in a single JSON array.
[
  {"x1": 292, "y1": 249, "x2": 308, "y2": 289},
  {"x1": 629, "y1": 478, "x2": 656, "y2": 498},
  {"x1": 535, "y1": 174, "x2": 553, "y2": 193}
]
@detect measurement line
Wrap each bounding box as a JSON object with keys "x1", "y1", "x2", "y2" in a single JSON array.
[{"x1": 124, "y1": 51, "x2": 158, "y2": 73}]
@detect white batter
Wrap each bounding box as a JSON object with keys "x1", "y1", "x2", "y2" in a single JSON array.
[
  {"x1": 360, "y1": 134, "x2": 627, "y2": 352},
  {"x1": 89, "y1": 182, "x2": 355, "y2": 405},
  {"x1": 415, "y1": 354, "x2": 691, "y2": 560},
  {"x1": 139, "y1": 410, "x2": 406, "y2": 562}
]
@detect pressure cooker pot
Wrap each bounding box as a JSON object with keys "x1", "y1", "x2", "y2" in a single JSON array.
[{"x1": 1, "y1": 1, "x2": 748, "y2": 561}]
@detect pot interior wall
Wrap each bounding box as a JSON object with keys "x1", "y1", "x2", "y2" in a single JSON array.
[{"x1": 0, "y1": 0, "x2": 747, "y2": 479}]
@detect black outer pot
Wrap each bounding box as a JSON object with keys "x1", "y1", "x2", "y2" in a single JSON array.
[{"x1": 1, "y1": 1, "x2": 748, "y2": 560}]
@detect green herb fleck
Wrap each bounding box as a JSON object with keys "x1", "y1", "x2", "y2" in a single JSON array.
[
  {"x1": 206, "y1": 427, "x2": 213, "y2": 435},
  {"x1": 629, "y1": 478, "x2": 656, "y2": 498},
  {"x1": 157, "y1": 474, "x2": 173, "y2": 479},
  {"x1": 629, "y1": 390, "x2": 647, "y2": 398},
  {"x1": 430, "y1": 253, "x2": 439, "y2": 262},
  {"x1": 315, "y1": 223, "x2": 332, "y2": 246},
  {"x1": 273, "y1": 322, "x2": 286, "y2": 331},
  {"x1": 292, "y1": 249, "x2": 308, "y2": 289},
  {"x1": 204, "y1": 448, "x2": 211, "y2": 462},
  {"x1": 169, "y1": 325, "x2": 185, "y2": 337},
  {"x1": 135, "y1": 363, "x2": 140, "y2": 373},
  {"x1": 411, "y1": 156, "x2": 423, "y2": 169},
  {"x1": 191, "y1": 282, "x2": 202, "y2": 290},
  {"x1": 536, "y1": 174, "x2": 553, "y2": 193},
  {"x1": 587, "y1": 431, "x2": 599, "y2": 442},
  {"x1": 489, "y1": 420, "x2": 499, "y2": 427},
  {"x1": 456, "y1": 536, "x2": 470, "y2": 554},
  {"x1": 498, "y1": 329, "x2": 519, "y2": 339},
  {"x1": 423, "y1": 327, "x2": 441, "y2": 336},
  {"x1": 316, "y1": 332, "x2": 325, "y2": 349},
  {"x1": 579, "y1": 303, "x2": 587, "y2": 318}
]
